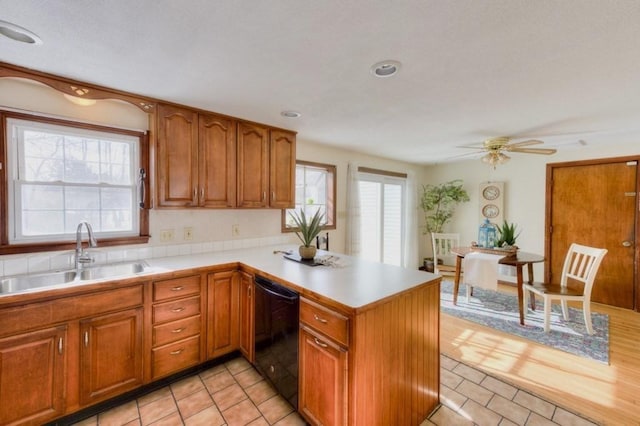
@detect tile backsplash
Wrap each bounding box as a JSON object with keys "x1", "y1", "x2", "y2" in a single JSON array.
[{"x1": 0, "y1": 234, "x2": 297, "y2": 277}]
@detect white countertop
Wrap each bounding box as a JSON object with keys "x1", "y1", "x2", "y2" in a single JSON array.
[
  {"x1": 146, "y1": 244, "x2": 439, "y2": 309},
  {"x1": 1, "y1": 245, "x2": 440, "y2": 310}
]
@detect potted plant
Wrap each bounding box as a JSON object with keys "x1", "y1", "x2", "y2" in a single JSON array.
[
  {"x1": 420, "y1": 180, "x2": 469, "y2": 271},
  {"x1": 289, "y1": 209, "x2": 325, "y2": 259},
  {"x1": 495, "y1": 220, "x2": 521, "y2": 248}
]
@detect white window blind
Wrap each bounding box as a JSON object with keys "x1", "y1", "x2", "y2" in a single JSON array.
[{"x1": 358, "y1": 172, "x2": 405, "y2": 266}]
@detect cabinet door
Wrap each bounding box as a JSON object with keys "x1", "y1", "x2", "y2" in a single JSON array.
[
  {"x1": 0, "y1": 326, "x2": 67, "y2": 425},
  {"x1": 238, "y1": 271, "x2": 255, "y2": 363},
  {"x1": 237, "y1": 122, "x2": 269, "y2": 208},
  {"x1": 199, "y1": 113, "x2": 237, "y2": 208},
  {"x1": 269, "y1": 129, "x2": 296, "y2": 208},
  {"x1": 80, "y1": 308, "x2": 143, "y2": 405},
  {"x1": 299, "y1": 327, "x2": 347, "y2": 426},
  {"x1": 207, "y1": 270, "x2": 240, "y2": 358},
  {"x1": 156, "y1": 104, "x2": 199, "y2": 207}
]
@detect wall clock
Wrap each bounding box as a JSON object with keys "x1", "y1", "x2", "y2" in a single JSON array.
[
  {"x1": 482, "y1": 185, "x2": 500, "y2": 201},
  {"x1": 482, "y1": 204, "x2": 500, "y2": 219},
  {"x1": 479, "y1": 182, "x2": 504, "y2": 224}
]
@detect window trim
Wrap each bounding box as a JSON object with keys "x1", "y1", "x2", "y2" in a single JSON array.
[
  {"x1": 281, "y1": 160, "x2": 337, "y2": 233},
  {"x1": 0, "y1": 110, "x2": 150, "y2": 254}
]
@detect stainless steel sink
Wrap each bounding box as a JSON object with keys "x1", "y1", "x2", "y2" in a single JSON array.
[
  {"x1": 0, "y1": 261, "x2": 150, "y2": 295},
  {"x1": 0, "y1": 270, "x2": 78, "y2": 294},
  {"x1": 79, "y1": 261, "x2": 149, "y2": 281}
]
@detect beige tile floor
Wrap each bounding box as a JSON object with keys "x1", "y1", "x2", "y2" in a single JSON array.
[{"x1": 72, "y1": 354, "x2": 598, "y2": 426}]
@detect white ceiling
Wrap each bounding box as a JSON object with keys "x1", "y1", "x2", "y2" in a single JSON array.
[{"x1": 2, "y1": 0, "x2": 640, "y2": 165}]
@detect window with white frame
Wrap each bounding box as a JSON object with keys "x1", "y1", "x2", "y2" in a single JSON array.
[
  {"x1": 282, "y1": 160, "x2": 336, "y2": 231},
  {"x1": 358, "y1": 171, "x2": 406, "y2": 266},
  {"x1": 7, "y1": 117, "x2": 141, "y2": 243}
]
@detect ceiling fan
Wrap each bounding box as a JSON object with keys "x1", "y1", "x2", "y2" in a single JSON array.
[{"x1": 462, "y1": 137, "x2": 557, "y2": 168}]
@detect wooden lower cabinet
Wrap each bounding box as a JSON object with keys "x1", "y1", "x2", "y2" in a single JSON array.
[
  {"x1": 79, "y1": 308, "x2": 143, "y2": 406},
  {"x1": 0, "y1": 325, "x2": 67, "y2": 426},
  {"x1": 299, "y1": 326, "x2": 347, "y2": 426},
  {"x1": 149, "y1": 275, "x2": 204, "y2": 380},
  {"x1": 239, "y1": 271, "x2": 254, "y2": 362},
  {"x1": 206, "y1": 270, "x2": 240, "y2": 359}
]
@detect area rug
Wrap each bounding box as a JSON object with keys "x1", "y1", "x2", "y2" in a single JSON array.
[{"x1": 440, "y1": 280, "x2": 609, "y2": 364}]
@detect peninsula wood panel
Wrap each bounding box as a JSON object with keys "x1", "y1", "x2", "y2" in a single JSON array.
[{"x1": 350, "y1": 280, "x2": 440, "y2": 425}]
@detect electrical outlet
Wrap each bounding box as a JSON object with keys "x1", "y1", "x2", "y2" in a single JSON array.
[
  {"x1": 232, "y1": 224, "x2": 240, "y2": 237},
  {"x1": 160, "y1": 229, "x2": 174, "y2": 242},
  {"x1": 184, "y1": 227, "x2": 193, "y2": 241}
]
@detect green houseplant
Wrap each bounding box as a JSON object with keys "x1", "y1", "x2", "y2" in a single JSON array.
[
  {"x1": 421, "y1": 179, "x2": 470, "y2": 233},
  {"x1": 495, "y1": 220, "x2": 521, "y2": 248},
  {"x1": 420, "y1": 180, "x2": 469, "y2": 271},
  {"x1": 289, "y1": 209, "x2": 325, "y2": 259}
]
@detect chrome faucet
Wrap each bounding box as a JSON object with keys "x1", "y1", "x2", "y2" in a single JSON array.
[{"x1": 75, "y1": 221, "x2": 97, "y2": 269}]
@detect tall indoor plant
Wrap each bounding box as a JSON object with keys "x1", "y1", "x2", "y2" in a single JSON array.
[
  {"x1": 421, "y1": 179, "x2": 470, "y2": 233},
  {"x1": 420, "y1": 180, "x2": 469, "y2": 271}
]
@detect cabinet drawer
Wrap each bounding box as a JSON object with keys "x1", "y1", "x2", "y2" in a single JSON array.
[
  {"x1": 153, "y1": 296, "x2": 200, "y2": 324},
  {"x1": 151, "y1": 335, "x2": 200, "y2": 379},
  {"x1": 153, "y1": 275, "x2": 201, "y2": 302},
  {"x1": 300, "y1": 298, "x2": 349, "y2": 347},
  {"x1": 153, "y1": 315, "x2": 201, "y2": 347}
]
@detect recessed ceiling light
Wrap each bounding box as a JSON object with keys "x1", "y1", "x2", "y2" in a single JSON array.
[
  {"x1": 0, "y1": 20, "x2": 42, "y2": 45},
  {"x1": 370, "y1": 60, "x2": 401, "y2": 78},
  {"x1": 281, "y1": 110, "x2": 301, "y2": 118}
]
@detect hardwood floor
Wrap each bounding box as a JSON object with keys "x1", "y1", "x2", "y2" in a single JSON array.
[{"x1": 440, "y1": 282, "x2": 640, "y2": 425}]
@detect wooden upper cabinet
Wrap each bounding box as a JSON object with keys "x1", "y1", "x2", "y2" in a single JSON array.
[
  {"x1": 156, "y1": 104, "x2": 237, "y2": 208},
  {"x1": 237, "y1": 122, "x2": 270, "y2": 208},
  {"x1": 199, "y1": 113, "x2": 237, "y2": 207},
  {"x1": 237, "y1": 122, "x2": 296, "y2": 208},
  {"x1": 270, "y1": 129, "x2": 296, "y2": 208},
  {"x1": 156, "y1": 104, "x2": 295, "y2": 209},
  {"x1": 156, "y1": 104, "x2": 199, "y2": 207}
]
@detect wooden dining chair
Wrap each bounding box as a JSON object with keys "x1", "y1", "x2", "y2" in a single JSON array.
[
  {"x1": 523, "y1": 243, "x2": 608, "y2": 334},
  {"x1": 431, "y1": 233, "x2": 460, "y2": 276}
]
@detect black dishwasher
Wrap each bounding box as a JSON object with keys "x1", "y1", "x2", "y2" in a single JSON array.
[{"x1": 254, "y1": 275, "x2": 299, "y2": 409}]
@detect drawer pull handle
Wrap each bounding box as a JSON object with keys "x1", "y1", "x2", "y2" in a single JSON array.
[
  {"x1": 313, "y1": 314, "x2": 328, "y2": 324},
  {"x1": 313, "y1": 338, "x2": 328, "y2": 348},
  {"x1": 171, "y1": 286, "x2": 184, "y2": 291},
  {"x1": 170, "y1": 348, "x2": 184, "y2": 355},
  {"x1": 171, "y1": 328, "x2": 185, "y2": 333},
  {"x1": 171, "y1": 307, "x2": 185, "y2": 313},
  {"x1": 58, "y1": 337, "x2": 63, "y2": 355}
]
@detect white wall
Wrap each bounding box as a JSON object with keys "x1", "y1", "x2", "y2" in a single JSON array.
[{"x1": 423, "y1": 138, "x2": 640, "y2": 277}]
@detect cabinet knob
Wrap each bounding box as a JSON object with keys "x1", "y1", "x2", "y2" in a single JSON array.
[
  {"x1": 58, "y1": 337, "x2": 63, "y2": 355},
  {"x1": 84, "y1": 331, "x2": 89, "y2": 347}
]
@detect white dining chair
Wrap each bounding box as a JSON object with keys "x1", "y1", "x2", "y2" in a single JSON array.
[{"x1": 523, "y1": 243, "x2": 608, "y2": 334}]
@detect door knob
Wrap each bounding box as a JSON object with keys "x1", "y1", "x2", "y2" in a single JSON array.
[{"x1": 622, "y1": 241, "x2": 633, "y2": 247}]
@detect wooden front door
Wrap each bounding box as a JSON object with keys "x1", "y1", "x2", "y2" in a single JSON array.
[{"x1": 546, "y1": 157, "x2": 638, "y2": 309}]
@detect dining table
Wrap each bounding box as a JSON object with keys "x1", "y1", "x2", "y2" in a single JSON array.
[{"x1": 450, "y1": 247, "x2": 545, "y2": 325}]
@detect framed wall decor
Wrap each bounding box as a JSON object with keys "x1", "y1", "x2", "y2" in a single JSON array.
[{"x1": 479, "y1": 181, "x2": 504, "y2": 225}]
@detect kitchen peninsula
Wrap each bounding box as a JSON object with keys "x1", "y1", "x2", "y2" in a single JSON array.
[{"x1": 0, "y1": 246, "x2": 440, "y2": 425}]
